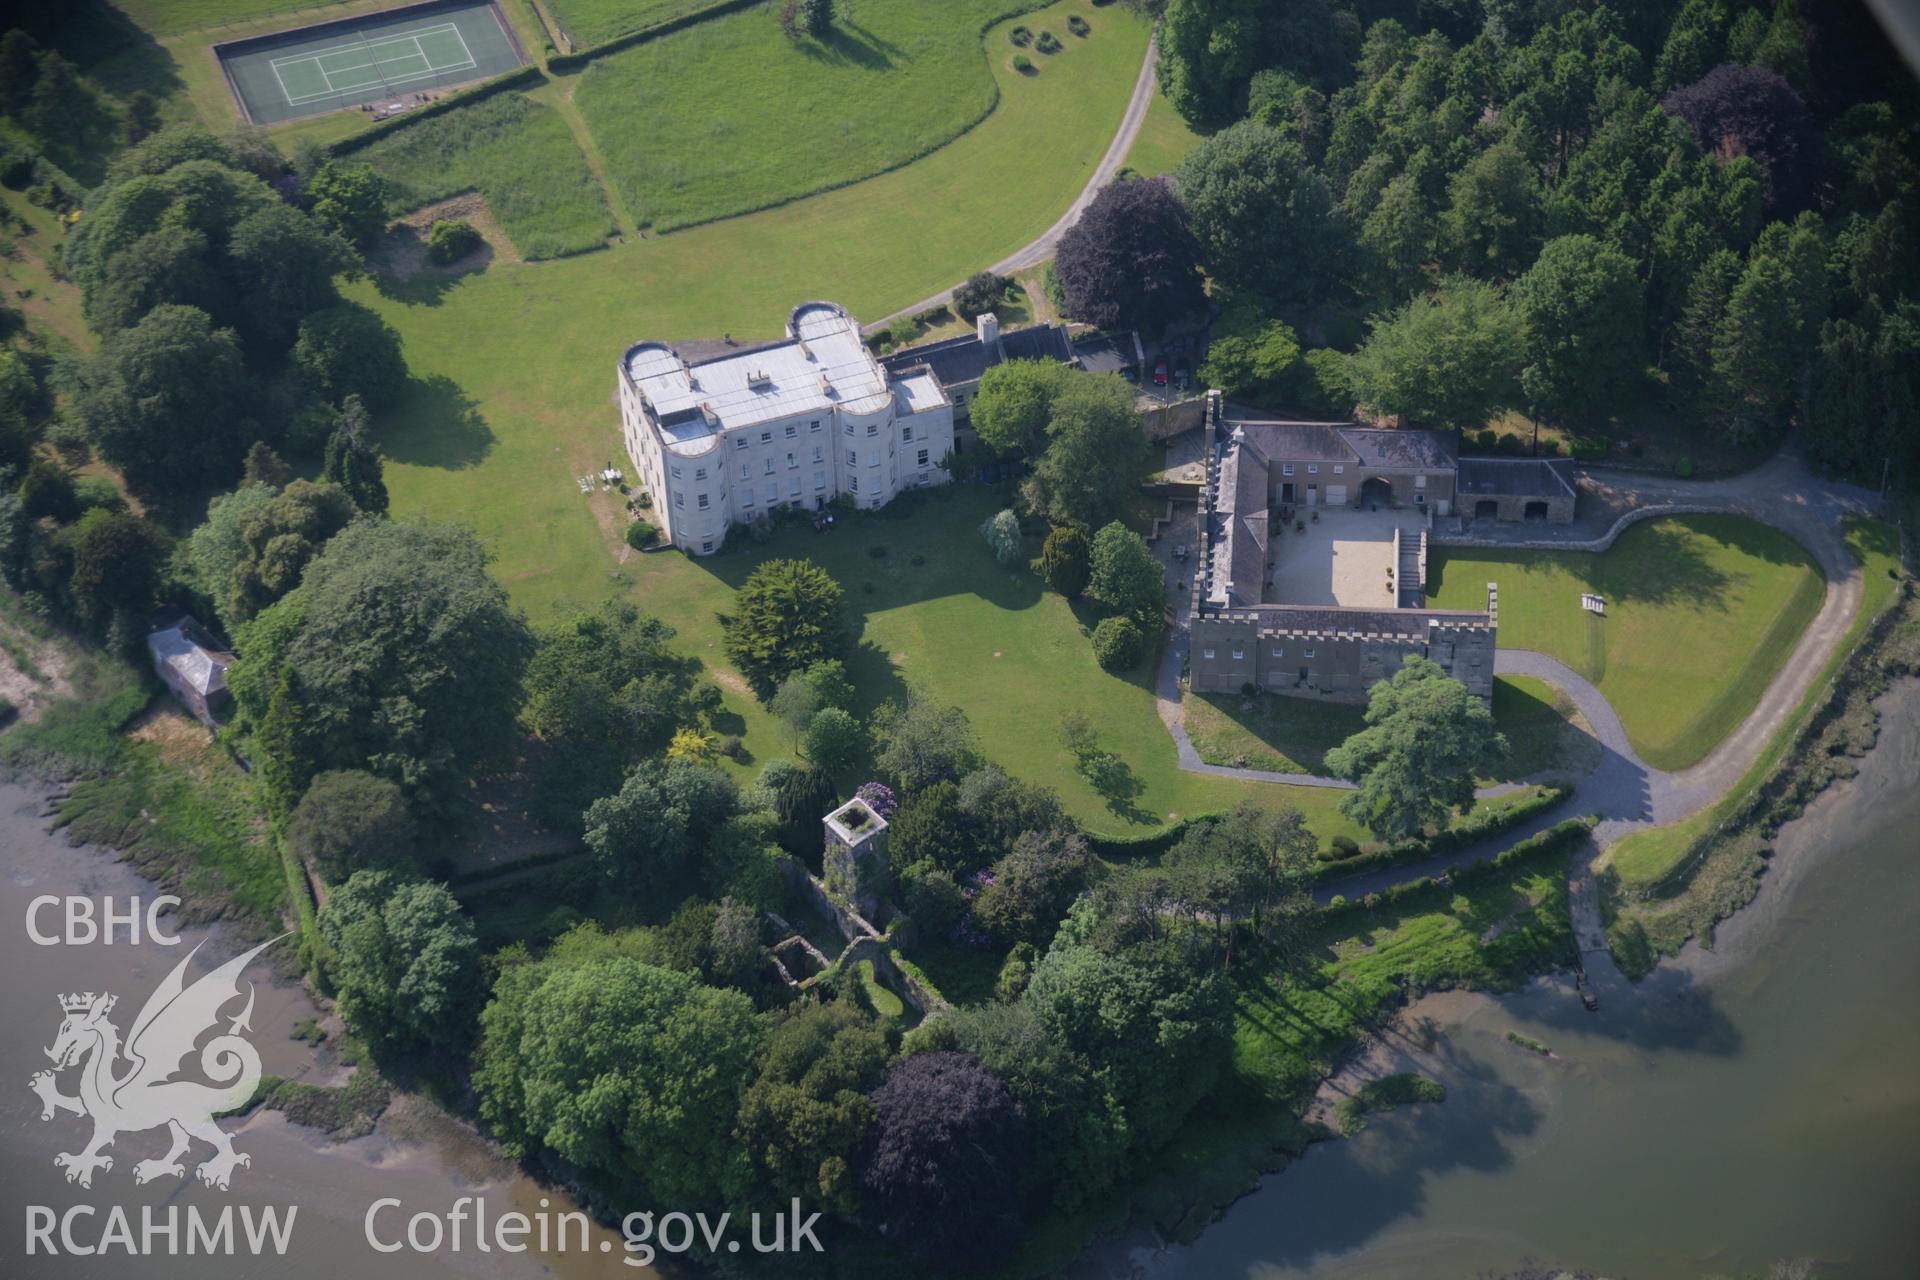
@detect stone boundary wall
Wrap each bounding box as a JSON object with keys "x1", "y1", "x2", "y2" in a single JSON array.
[
  {"x1": 1434, "y1": 501, "x2": 1753, "y2": 555},
  {"x1": 1143, "y1": 396, "x2": 1206, "y2": 440}
]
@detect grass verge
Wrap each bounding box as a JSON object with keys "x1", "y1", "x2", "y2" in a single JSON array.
[
  {"x1": 1119, "y1": 80, "x2": 1206, "y2": 178},
  {"x1": 1601, "y1": 519, "x2": 1911, "y2": 974},
  {"x1": 48, "y1": 725, "x2": 286, "y2": 931}
]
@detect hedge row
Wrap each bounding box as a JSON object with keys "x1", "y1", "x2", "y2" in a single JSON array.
[
  {"x1": 1319, "y1": 816, "x2": 1596, "y2": 924},
  {"x1": 1086, "y1": 813, "x2": 1212, "y2": 862},
  {"x1": 1311, "y1": 782, "x2": 1573, "y2": 887},
  {"x1": 327, "y1": 65, "x2": 547, "y2": 157},
  {"x1": 544, "y1": 0, "x2": 762, "y2": 71}
]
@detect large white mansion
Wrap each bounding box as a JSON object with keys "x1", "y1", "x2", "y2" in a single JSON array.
[{"x1": 618, "y1": 302, "x2": 958, "y2": 554}]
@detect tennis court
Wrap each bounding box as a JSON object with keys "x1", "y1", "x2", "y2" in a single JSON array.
[{"x1": 216, "y1": 0, "x2": 528, "y2": 126}]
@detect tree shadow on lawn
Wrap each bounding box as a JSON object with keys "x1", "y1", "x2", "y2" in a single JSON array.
[
  {"x1": 1483, "y1": 678, "x2": 1603, "y2": 783},
  {"x1": 1191, "y1": 689, "x2": 1367, "y2": 775},
  {"x1": 1430, "y1": 517, "x2": 1749, "y2": 614},
  {"x1": 796, "y1": 21, "x2": 904, "y2": 72},
  {"x1": 369, "y1": 226, "x2": 495, "y2": 307},
  {"x1": 31, "y1": 3, "x2": 184, "y2": 187},
  {"x1": 377, "y1": 374, "x2": 496, "y2": 469}
]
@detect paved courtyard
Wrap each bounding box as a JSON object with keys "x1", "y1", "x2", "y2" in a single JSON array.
[{"x1": 1266, "y1": 507, "x2": 1424, "y2": 607}]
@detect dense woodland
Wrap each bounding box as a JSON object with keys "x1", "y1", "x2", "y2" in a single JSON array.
[{"x1": 1063, "y1": 0, "x2": 1920, "y2": 486}]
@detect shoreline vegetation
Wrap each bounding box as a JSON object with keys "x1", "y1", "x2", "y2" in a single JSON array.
[{"x1": 1602, "y1": 549, "x2": 1917, "y2": 976}]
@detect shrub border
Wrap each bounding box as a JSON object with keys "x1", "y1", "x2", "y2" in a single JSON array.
[
  {"x1": 1319, "y1": 817, "x2": 1596, "y2": 924},
  {"x1": 1310, "y1": 783, "x2": 1572, "y2": 887}
]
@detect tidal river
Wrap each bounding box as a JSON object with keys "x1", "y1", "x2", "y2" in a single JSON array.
[
  {"x1": 0, "y1": 781, "x2": 658, "y2": 1279},
  {"x1": 1134, "y1": 679, "x2": 1920, "y2": 1279},
  {"x1": 5, "y1": 680, "x2": 1918, "y2": 1280}
]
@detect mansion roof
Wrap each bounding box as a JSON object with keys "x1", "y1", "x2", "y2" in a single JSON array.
[{"x1": 622, "y1": 302, "x2": 894, "y2": 444}]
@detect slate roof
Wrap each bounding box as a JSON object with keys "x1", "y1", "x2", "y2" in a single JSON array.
[
  {"x1": 1337, "y1": 426, "x2": 1458, "y2": 469},
  {"x1": 1456, "y1": 457, "x2": 1577, "y2": 498},
  {"x1": 1224, "y1": 413, "x2": 1459, "y2": 471},
  {"x1": 1236, "y1": 421, "x2": 1359, "y2": 464},
  {"x1": 147, "y1": 618, "x2": 232, "y2": 696},
  {"x1": 881, "y1": 322, "x2": 1073, "y2": 388},
  {"x1": 1071, "y1": 331, "x2": 1140, "y2": 376},
  {"x1": 1001, "y1": 323, "x2": 1074, "y2": 365},
  {"x1": 1208, "y1": 438, "x2": 1271, "y2": 608}
]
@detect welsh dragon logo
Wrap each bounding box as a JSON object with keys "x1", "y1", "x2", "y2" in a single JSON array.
[{"x1": 28, "y1": 937, "x2": 282, "y2": 1191}]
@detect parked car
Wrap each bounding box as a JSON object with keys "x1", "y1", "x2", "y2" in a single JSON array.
[
  {"x1": 1120, "y1": 366, "x2": 1139, "y2": 384},
  {"x1": 1152, "y1": 360, "x2": 1168, "y2": 386},
  {"x1": 1173, "y1": 361, "x2": 1191, "y2": 390}
]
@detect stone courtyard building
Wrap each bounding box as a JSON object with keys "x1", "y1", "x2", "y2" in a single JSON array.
[{"x1": 1184, "y1": 399, "x2": 1556, "y2": 704}]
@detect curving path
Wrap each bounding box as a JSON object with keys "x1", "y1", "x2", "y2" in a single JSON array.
[
  {"x1": 1153, "y1": 445, "x2": 1885, "y2": 975},
  {"x1": 866, "y1": 33, "x2": 1162, "y2": 332}
]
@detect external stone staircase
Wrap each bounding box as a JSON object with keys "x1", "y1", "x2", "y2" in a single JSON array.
[{"x1": 1396, "y1": 528, "x2": 1425, "y2": 607}]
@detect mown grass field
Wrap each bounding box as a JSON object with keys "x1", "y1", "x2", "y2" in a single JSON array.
[
  {"x1": 543, "y1": 0, "x2": 715, "y2": 47},
  {"x1": 1603, "y1": 517, "x2": 1904, "y2": 888},
  {"x1": 354, "y1": 91, "x2": 616, "y2": 258},
  {"x1": 1182, "y1": 673, "x2": 1598, "y2": 783},
  {"x1": 574, "y1": 0, "x2": 1125, "y2": 230},
  {"x1": 1428, "y1": 515, "x2": 1826, "y2": 772}
]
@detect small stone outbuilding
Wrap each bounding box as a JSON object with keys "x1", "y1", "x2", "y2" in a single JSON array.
[
  {"x1": 147, "y1": 615, "x2": 234, "y2": 727},
  {"x1": 1456, "y1": 457, "x2": 1578, "y2": 524}
]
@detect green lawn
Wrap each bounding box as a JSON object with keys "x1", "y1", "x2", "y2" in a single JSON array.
[
  {"x1": 1489, "y1": 673, "x2": 1604, "y2": 781},
  {"x1": 573, "y1": 0, "x2": 1125, "y2": 230},
  {"x1": 340, "y1": 0, "x2": 1166, "y2": 831},
  {"x1": 112, "y1": 0, "x2": 377, "y2": 37},
  {"x1": 576, "y1": 487, "x2": 1372, "y2": 838},
  {"x1": 0, "y1": 191, "x2": 93, "y2": 352},
  {"x1": 354, "y1": 91, "x2": 616, "y2": 259},
  {"x1": 1603, "y1": 517, "x2": 1905, "y2": 887},
  {"x1": 1121, "y1": 80, "x2": 1207, "y2": 177},
  {"x1": 1428, "y1": 515, "x2": 1826, "y2": 771},
  {"x1": 544, "y1": 0, "x2": 716, "y2": 47},
  {"x1": 1183, "y1": 673, "x2": 1599, "y2": 783}
]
